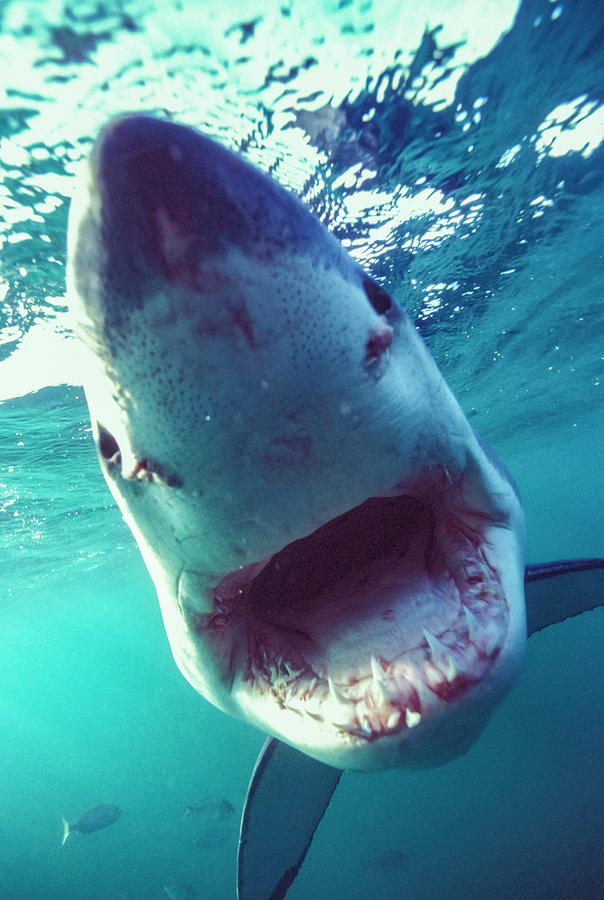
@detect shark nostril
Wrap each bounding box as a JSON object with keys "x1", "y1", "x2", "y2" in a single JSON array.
[{"x1": 97, "y1": 424, "x2": 121, "y2": 463}]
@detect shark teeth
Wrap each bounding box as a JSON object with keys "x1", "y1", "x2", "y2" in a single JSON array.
[
  {"x1": 284, "y1": 662, "x2": 303, "y2": 679},
  {"x1": 422, "y1": 627, "x2": 448, "y2": 658},
  {"x1": 250, "y1": 569, "x2": 506, "y2": 739},
  {"x1": 328, "y1": 676, "x2": 354, "y2": 707},
  {"x1": 328, "y1": 654, "x2": 427, "y2": 739},
  {"x1": 405, "y1": 708, "x2": 421, "y2": 728},
  {"x1": 367, "y1": 655, "x2": 392, "y2": 706},
  {"x1": 463, "y1": 604, "x2": 503, "y2": 656},
  {"x1": 359, "y1": 716, "x2": 373, "y2": 736},
  {"x1": 463, "y1": 604, "x2": 480, "y2": 643},
  {"x1": 424, "y1": 659, "x2": 446, "y2": 690},
  {"x1": 422, "y1": 628, "x2": 460, "y2": 681},
  {"x1": 387, "y1": 710, "x2": 402, "y2": 729},
  {"x1": 370, "y1": 654, "x2": 386, "y2": 681}
]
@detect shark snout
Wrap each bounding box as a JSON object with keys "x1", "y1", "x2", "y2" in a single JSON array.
[
  {"x1": 89, "y1": 115, "x2": 228, "y2": 298},
  {"x1": 78, "y1": 114, "x2": 356, "y2": 311}
]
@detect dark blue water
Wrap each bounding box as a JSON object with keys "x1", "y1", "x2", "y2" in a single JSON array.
[{"x1": 1, "y1": 1, "x2": 603, "y2": 897}]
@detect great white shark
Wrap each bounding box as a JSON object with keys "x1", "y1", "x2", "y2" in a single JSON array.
[{"x1": 66, "y1": 115, "x2": 594, "y2": 781}]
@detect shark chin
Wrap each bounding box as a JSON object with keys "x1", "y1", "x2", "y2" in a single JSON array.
[{"x1": 67, "y1": 114, "x2": 526, "y2": 771}]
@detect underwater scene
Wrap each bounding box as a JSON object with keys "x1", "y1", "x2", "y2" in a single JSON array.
[{"x1": 1, "y1": 0, "x2": 603, "y2": 897}]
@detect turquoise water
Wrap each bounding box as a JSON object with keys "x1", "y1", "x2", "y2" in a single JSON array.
[{"x1": 1, "y1": 1, "x2": 603, "y2": 898}]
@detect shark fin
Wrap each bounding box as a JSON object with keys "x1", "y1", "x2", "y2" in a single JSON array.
[
  {"x1": 237, "y1": 737, "x2": 341, "y2": 900},
  {"x1": 525, "y1": 558, "x2": 604, "y2": 635}
]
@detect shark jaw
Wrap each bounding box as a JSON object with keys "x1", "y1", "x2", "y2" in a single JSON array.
[
  {"x1": 200, "y1": 484, "x2": 523, "y2": 770},
  {"x1": 67, "y1": 114, "x2": 526, "y2": 770}
]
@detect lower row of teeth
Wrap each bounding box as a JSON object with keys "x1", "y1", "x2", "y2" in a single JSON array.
[{"x1": 256, "y1": 602, "x2": 505, "y2": 740}]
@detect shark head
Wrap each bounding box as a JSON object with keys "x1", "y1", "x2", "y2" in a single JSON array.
[{"x1": 67, "y1": 115, "x2": 526, "y2": 770}]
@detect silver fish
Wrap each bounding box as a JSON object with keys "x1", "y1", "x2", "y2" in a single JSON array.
[
  {"x1": 182, "y1": 795, "x2": 235, "y2": 821},
  {"x1": 61, "y1": 803, "x2": 120, "y2": 845}
]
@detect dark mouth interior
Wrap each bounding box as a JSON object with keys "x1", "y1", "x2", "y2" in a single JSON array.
[
  {"x1": 208, "y1": 491, "x2": 509, "y2": 743},
  {"x1": 248, "y1": 496, "x2": 431, "y2": 625}
]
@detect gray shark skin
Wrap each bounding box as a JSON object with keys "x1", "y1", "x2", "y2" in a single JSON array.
[{"x1": 67, "y1": 114, "x2": 526, "y2": 770}]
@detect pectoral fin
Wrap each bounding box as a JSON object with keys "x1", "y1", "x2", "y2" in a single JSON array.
[
  {"x1": 525, "y1": 558, "x2": 604, "y2": 635},
  {"x1": 237, "y1": 737, "x2": 341, "y2": 900}
]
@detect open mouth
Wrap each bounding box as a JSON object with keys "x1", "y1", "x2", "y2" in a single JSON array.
[{"x1": 196, "y1": 483, "x2": 508, "y2": 745}]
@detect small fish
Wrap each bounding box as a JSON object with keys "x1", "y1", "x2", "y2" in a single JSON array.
[
  {"x1": 182, "y1": 795, "x2": 235, "y2": 822},
  {"x1": 366, "y1": 848, "x2": 409, "y2": 870},
  {"x1": 194, "y1": 825, "x2": 235, "y2": 850},
  {"x1": 61, "y1": 803, "x2": 120, "y2": 845},
  {"x1": 163, "y1": 883, "x2": 198, "y2": 900}
]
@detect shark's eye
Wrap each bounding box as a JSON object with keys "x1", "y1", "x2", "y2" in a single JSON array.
[
  {"x1": 362, "y1": 278, "x2": 392, "y2": 314},
  {"x1": 97, "y1": 424, "x2": 120, "y2": 463}
]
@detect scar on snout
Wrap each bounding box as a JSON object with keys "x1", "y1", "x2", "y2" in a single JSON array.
[
  {"x1": 228, "y1": 300, "x2": 257, "y2": 348},
  {"x1": 364, "y1": 324, "x2": 393, "y2": 365}
]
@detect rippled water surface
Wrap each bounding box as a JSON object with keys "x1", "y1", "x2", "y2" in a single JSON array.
[{"x1": 1, "y1": 1, "x2": 603, "y2": 897}]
